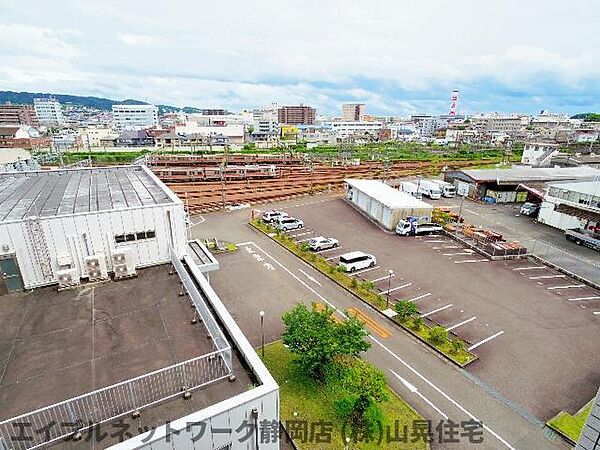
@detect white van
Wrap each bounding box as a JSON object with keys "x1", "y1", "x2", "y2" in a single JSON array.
[{"x1": 338, "y1": 251, "x2": 376, "y2": 272}]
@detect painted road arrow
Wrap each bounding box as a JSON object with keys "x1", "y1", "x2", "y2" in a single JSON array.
[
  {"x1": 390, "y1": 369, "x2": 448, "y2": 419},
  {"x1": 298, "y1": 268, "x2": 322, "y2": 286}
]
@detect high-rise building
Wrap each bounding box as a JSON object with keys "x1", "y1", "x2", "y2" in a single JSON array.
[
  {"x1": 33, "y1": 98, "x2": 64, "y2": 126},
  {"x1": 0, "y1": 103, "x2": 39, "y2": 126},
  {"x1": 342, "y1": 103, "x2": 365, "y2": 122},
  {"x1": 112, "y1": 104, "x2": 159, "y2": 131},
  {"x1": 277, "y1": 105, "x2": 315, "y2": 125}
]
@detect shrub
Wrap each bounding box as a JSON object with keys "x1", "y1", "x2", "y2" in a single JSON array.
[
  {"x1": 394, "y1": 300, "x2": 417, "y2": 321},
  {"x1": 361, "y1": 280, "x2": 375, "y2": 291},
  {"x1": 299, "y1": 243, "x2": 310, "y2": 252},
  {"x1": 450, "y1": 337, "x2": 464, "y2": 354},
  {"x1": 429, "y1": 326, "x2": 449, "y2": 345},
  {"x1": 350, "y1": 277, "x2": 359, "y2": 288},
  {"x1": 411, "y1": 316, "x2": 423, "y2": 331}
]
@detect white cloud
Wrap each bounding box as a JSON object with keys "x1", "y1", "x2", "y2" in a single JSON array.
[{"x1": 0, "y1": 0, "x2": 599, "y2": 114}]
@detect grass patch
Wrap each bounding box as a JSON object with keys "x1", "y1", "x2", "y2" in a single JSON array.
[
  {"x1": 250, "y1": 219, "x2": 476, "y2": 366},
  {"x1": 547, "y1": 401, "x2": 593, "y2": 443},
  {"x1": 262, "y1": 341, "x2": 428, "y2": 450}
]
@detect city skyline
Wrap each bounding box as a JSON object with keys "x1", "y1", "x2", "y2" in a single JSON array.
[{"x1": 1, "y1": 0, "x2": 599, "y2": 115}]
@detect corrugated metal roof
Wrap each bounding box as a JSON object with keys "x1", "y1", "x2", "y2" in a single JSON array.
[
  {"x1": 460, "y1": 167, "x2": 600, "y2": 183},
  {"x1": 345, "y1": 179, "x2": 433, "y2": 210},
  {"x1": 0, "y1": 166, "x2": 174, "y2": 222}
]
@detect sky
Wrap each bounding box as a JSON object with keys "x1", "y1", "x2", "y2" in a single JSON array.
[{"x1": 1, "y1": 0, "x2": 599, "y2": 116}]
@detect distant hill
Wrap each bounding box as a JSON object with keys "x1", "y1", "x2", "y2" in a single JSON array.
[
  {"x1": 571, "y1": 112, "x2": 600, "y2": 121},
  {"x1": 0, "y1": 90, "x2": 202, "y2": 114}
]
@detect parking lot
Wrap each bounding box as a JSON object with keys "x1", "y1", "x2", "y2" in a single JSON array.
[{"x1": 257, "y1": 197, "x2": 600, "y2": 420}]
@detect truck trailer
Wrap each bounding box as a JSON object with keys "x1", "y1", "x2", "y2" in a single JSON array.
[{"x1": 429, "y1": 180, "x2": 456, "y2": 197}]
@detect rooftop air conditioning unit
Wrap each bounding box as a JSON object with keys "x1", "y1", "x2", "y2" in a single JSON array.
[
  {"x1": 112, "y1": 247, "x2": 136, "y2": 279},
  {"x1": 57, "y1": 268, "x2": 80, "y2": 289},
  {"x1": 85, "y1": 253, "x2": 108, "y2": 281}
]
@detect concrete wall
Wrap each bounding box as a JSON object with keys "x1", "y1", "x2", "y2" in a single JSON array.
[{"x1": 0, "y1": 203, "x2": 187, "y2": 289}]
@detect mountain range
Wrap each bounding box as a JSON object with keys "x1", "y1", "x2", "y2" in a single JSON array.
[{"x1": 0, "y1": 90, "x2": 202, "y2": 114}]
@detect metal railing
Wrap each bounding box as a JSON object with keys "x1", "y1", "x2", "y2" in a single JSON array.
[
  {"x1": 0, "y1": 348, "x2": 232, "y2": 450},
  {"x1": 170, "y1": 251, "x2": 232, "y2": 370},
  {"x1": 0, "y1": 255, "x2": 234, "y2": 450},
  {"x1": 525, "y1": 239, "x2": 600, "y2": 286}
]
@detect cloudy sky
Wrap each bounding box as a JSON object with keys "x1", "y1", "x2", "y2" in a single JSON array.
[{"x1": 1, "y1": 0, "x2": 599, "y2": 116}]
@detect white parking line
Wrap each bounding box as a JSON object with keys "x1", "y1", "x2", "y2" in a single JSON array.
[
  {"x1": 315, "y1": 246, "x2": 342, "y2": 253},
  {"x1": 433, "y1": 245, "x2": 461, "y2": 249},
  {"x1": 325, "y1": 255, "x2": 340, "y2": 261},
  {"x1": 468, "y1": 331, "x2": 505, "y2": 351},
  {"x1": 512, "y1": 266, "x2": 545, "y2": 271},
  {"x1": 288, "y1": 231, "x2": 313, "y2": 238},
  {"x1": 594, "y1": 312, "x2": 600, "y2": 315},
  {"x1": 447, "y1": 316, "x2": 477, "y2": 331},
  {"x1": 421, "y1": 304, "x2": 453, "y2": 318},
  {"x1": 426, "y1": 240, "x2": 446, "y2": 243},
  {"x1": 295, "y1": 237, "x2": 314, "y2": 243},
  {"x1": 409, "y1": 292, "x2": 432, "y2": 302},
  {"x1": 547, "y1": 284, "x2": 586, "y2": 290},
  {"x1": 380, "y1": 283, "x2": 413, "y2": 295},
  {"x1": 568, "y1": 296, "x2": 600, "y2": 302},
  {"x1": 237, "y1": 242, "x2": 517, "y2": 450},
  {"x1": 371, "y1": 273, "x2": 396, "y2": 283},
  {"x1": 528, "y1": 274, "x2": 566, "y2": 280},
  {"x1": 465, "y1": 208, "x2": 480, "y2": 216},
  {"x1": 353, "y1": 265, "x2": 381, "y2": 276},
  {"x1": 454, "y1": 259, "x2": 489, "y2": 264}
]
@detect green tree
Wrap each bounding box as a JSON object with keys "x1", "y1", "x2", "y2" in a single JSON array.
[
  {"x1": 429, "y1": 326, "x2": 449, "y2": 345},
  {"x1": 333, "y1": 357, "x2": 388, "y2": 438},
  {"x1": 394, "y1": 300, "x2": 417, "y2": 321},
  {"x1": 282, "y1": 304, "x2": 371, "y2": 381}
]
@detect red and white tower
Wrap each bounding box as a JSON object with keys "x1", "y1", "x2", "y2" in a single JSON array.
[{"x1": 449, "y1": 89, "x2": 459, "y2": 116}]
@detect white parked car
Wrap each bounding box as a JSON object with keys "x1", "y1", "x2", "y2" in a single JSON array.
[
  {"x1": 338, "y1": 251, "x2": 376, "y2": 273},
  {"x1": 262, "y1": 210, "x2": 288, "y2": 223},
  {"x1": 308, "y1": 236, "x2": 339, "y2": 251},
  {"x1": 275, "y1": 217, "x2": 304, "y2": 231}
]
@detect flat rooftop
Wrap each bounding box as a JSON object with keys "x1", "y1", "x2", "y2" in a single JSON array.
[
  {"x1": 0, "y1": 265, "x2": 251, "y2": 449},
  {"x1": 0, "y1": 166, "x2": 174, "y2": 222},
  {"x1": 345, "y1": 178, "x2": 433, "y2": 209},
  {"x1": 459, "y1": 166, "x2": 600, "y2": 183}
]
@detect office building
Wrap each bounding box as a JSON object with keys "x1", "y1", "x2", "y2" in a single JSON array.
[
  {"x1": 112, "y1": 104, "x2": 159, "y2": 131},
  {"x1": 342, "y1": 103, "x2": 366, "y2": 121},
  {"x1": 0, "y1": 103, "x2": 39, "y2": 126},
  {"x1": 277, "y1": 105, "x2": 315, "y2": 125},
  {"x1": 33, "y1": 98, "x2": 64, "y2": 126}
]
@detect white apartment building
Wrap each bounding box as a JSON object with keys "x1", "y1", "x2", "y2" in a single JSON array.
[
  {"x1": 175, "y1": 122, "x2": 245, "y2": 145},
  {"x1": 341, "y1": 103, "x2": 366, "y2": 121},
  {"x1": 322, "y1": 120, "x2": 382, "y2": 138},
  {"x1": 33, "y1": 98, "x2": 64, "y2": 126},
  {"x1": 470, "y1": 113, "x2": 523, "y2": 133},
  {"x1": 112, "y1": 104, "x2": 159, "y2": 131},
  {"x1": 80, "y1": 126, "x2": 120, "y2": 147},
  {"x1": 521, "y1": 142, "x2": 560, "y2": 167}
]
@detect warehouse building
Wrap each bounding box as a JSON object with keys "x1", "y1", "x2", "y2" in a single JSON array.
[
  {"x1": 0, "y1": 165, "x2": 280, "y2": 450},
  {"x1": 538, "y1": 179, "x2": 600, "y2": 231},
  {"x1": 0, "y1": 165, "x2": 187, "y2": 291},
  {"x1": 345, "y1": 179, "x2": 433, "y2": 230},
  {"x1": 445, "y1": 167, "x2": 600, "y2": 202}
]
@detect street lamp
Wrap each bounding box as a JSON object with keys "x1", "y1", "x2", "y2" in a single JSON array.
[
  {"x1": 386, "y1": 269, "x2": 394, "y2": 309},
  {"x1": 457, "y1": 194, "x2": 466, "y2": 235},
  {"x1": 259, "y1": 310, "x2": 265, "y2": 357}
]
